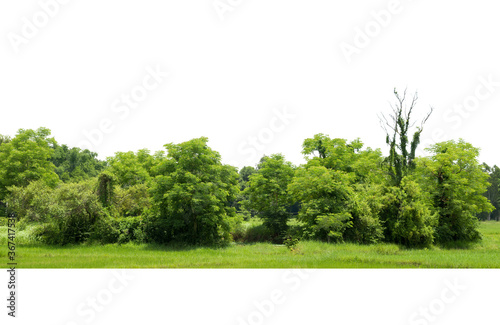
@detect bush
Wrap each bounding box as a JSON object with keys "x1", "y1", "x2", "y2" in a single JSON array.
[
  {"x1": 113, "y1": 184, "x2": 150, "y2": 217},
  {"x1": 0, "y1": 223, "x2": 41, "y2": 245},
  {"x1": 89, "y1": 216, "x2": 120, "y2": 244},
  {"x1": 344, "y1": 187, "x2": 384, "y2": 244},
  {"x1": 313, "y1": 213, "x2": 353, "y2": 243},
  {"x1": 7, "y1": 180, "x2": 107, "y2": 245},
  {"x1": 230, "y1": 218, "x2": 275, "y2": 243},
  {"x1": 245, "y1": 224, "x2": 274, "y2": 242},
  {"x1": 6, "y1": 180, "x2": 54, "y2": 222},
  {"x1": 226, "y1": 213, "x2": 244, "y2": 240},
  {"x1": 381, "y1": 178, "x2": 437, "y2": 247},
  {"x1": 116, "y1": 216, "x2": 144, "y2": 243},
  {"x1": 32, "y1": 223, "x2": 61, "y2": 245}
]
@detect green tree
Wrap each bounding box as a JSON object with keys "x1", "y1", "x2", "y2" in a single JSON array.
[
  {"x1": 243, "y1": 154, "x2": 295, "y2": 239},
  {"x1": 0, "y1": 128, "x2": 59, "y2": 200},
  {"x1": 377, "y1": 90, "x2": 436, "y2": 246},
  {"x1": 0, "y1": 134, "x2": 11, "y2": 146},
  {"x1": 147, "y1": 137, "x2": 239, "y2": 245},
  {"x1": 288, "y1": 166, "x2": 354, "y2": 242},
  {"x1": 7, "y1": 179, "x2": 106, "y2": 245},
  {"x1": 419, "y1": 140, "x2": 494, "y2": 242},
  {"x1": 302, "y1": 134, "x2": 383, "y2": 183},
  {"x1": 296, "y1": 134, "x2": 385, "y2": 243},
  {"x1": 478, "y1": 164, "x2": 500, "y2": 221},
  {"x1": 106, "y1": 149, "x2": 165, "y2": 188},
  {"x1": 238, "y1": 166, "x2": 256, "y2": 190},
  {"x1": 50, "y1": 144, "x2": 106, "y2": 182}
]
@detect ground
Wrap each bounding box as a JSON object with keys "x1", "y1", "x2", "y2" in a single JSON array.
[{"x1": 1, "y1": 222, "x2": 499, "y2": 268}]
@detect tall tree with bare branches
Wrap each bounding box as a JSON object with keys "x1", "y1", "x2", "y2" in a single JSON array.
[{"x1": 379, "y1": 89, "x2": 433, "y2": 185}]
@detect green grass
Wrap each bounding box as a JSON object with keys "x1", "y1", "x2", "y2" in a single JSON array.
[{"x1": 1, "y1": 222, "x2": 500, "y2": 268}]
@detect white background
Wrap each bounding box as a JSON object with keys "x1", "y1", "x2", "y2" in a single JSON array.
[
  {"x1": 1, "y1": 0, "x2": 499, "y2": 168},
  {"x1": 1, "y1": 269, "x2": 500, "y2": 324},
  {"x1": 1, "y1": 0, "x2": 499, "y2": 324}
]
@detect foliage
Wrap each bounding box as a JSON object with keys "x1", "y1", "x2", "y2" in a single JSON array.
[
  {"x1": 301, "y1": 134, "x2": 384, "y2": 183},
  {"x1": 380, "y1": 177, "x2": 437, "y2": 247},
  {"x1": 230, "y1": 218, "x2": 275, "y2": 243},
  {"x1": 96, "y1": 171, "x2": 115, "y2": 208},
  {"x1": 419, "y1": 140, "x2": 494, "y2": 242},
  {"x1": 344, "y1": 185, "x2": 385, "y2": 244},
  {"x1": 283, "y1": 234, "x2": 300, "y2": 252},
  {"x1": 92, "y1": 216, "x2": 146, "y2": 244},
  {"x1": 7, "y1": 180, "x2": 107, "y2": 245},
  {"x1": 288, "y1": 166, "x2": 354, "y2": 241},
  {"x1": 50, "y1": 144, "x2": 106, "y2": 182},
  {"x1": 0, "y1": 128, "x2": 59, "y2": 200},
  {"x1": 3, "y1": 222, "x2": 500, "y2": 268},
  {"x1": 243, "y1": 154, "x2": 295, "y2": 239},
  {"x1": 0, "y1": 98, "x2": 496, "y2": 251},
  {"x1": 106, "y1": 149, "x2": 165, "y2": 188},
  {"x1": 5, "y1": 180, "x2": 54, "y2": 222},
  {"x1": 148, "y1": 137, "x2": 239, "y2": 245},
  {"x1": 379, "y1": 89, "x2": 433, "y2": 186},
  {"x1": 0, "y1": 134, "x2": 11, "y2": 146},
  {"x1": 113, "y1": 183, "x2": 151, "y2": 217},
  {"x1": 477, "y1": 164, "x2": 500, "y2": 221}
]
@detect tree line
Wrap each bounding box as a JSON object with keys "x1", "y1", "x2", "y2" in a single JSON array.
[{"x1": 0, "y1": 90, "x2": 497, "y2": 247}]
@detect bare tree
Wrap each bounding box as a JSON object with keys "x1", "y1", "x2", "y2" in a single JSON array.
[{"x1": 379, "y1": 88, "x2": 433, "y2": 185}]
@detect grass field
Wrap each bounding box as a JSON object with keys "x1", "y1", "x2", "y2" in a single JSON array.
[{"x1": 1, "y1": 221, "x2": 499, "y2": 268}]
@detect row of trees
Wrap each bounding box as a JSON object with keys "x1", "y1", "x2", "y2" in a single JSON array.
[{"x1": 0, "y1": 91, "x2": 497, "y2": 246}]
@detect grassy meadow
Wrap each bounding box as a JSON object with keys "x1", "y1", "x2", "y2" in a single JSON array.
[{"x1": 1, "y1": 221, "x2": 499, "y2": 268}]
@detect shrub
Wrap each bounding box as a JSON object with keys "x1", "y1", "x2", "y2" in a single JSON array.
[
  {"x1": 381, "y1": 178, "x2": 437, "y2": 247},
  {"x1": 116, "y1": 216, "x2": 144, "y2": 243},
  {"x1": 7, "y1": 180, "x2": 107, "y2": 245},
  {"x1": 313, "y1": 213, "x2": 353, "y2": 243},
  {"x1": 113, "y1": 184, "x2": 150, "y2": 217},
  {"x1": 89, "y1": 216, "x2": 120, "y2": 244},
  {"x1": 32, "y1": 223, "x2": 61, "y2": 245},
  {"x1": 244, "y1": 223, "x2": 274, "y2": 242},
  {"x1": 344, "y1": 186, "x2": 384, "y2": 244}
]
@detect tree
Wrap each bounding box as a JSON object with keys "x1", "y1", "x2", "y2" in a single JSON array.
[
  {"x1": 0, "y1": 134, "x2": 11, "y2": 146},
  {"x1": 0, "y1": 128, "x2": 59, "y2": 200},
  {"x1": 377, "y1": 89, "x2": 437, "y2": 246},
  {"x1": 238, "y1": 166, "x2": 256, "y2": 190},
  {"x1": 288, "y1": 166, "x2": 354, "y2": 242},
  {"x1": 243, "y1": 154, "x2": 295, "y2": 239},
  {"x1": 106, "y1": 149, "x2": 165, "y2": 188},
  {"x1": 7, "y1": 179, "x2": 106, "y2": 245},
  {"x1": 302, "y1": 133, "x2": 384, "y2": 183},
  {"x1": 231, "y1": 166, "x2": 256, "y2": 218},
  {"x1": 419, "y1": 140, "x2": 494, "y2": 242},
  {"x1": 295, "y1": 134, "x2": 385, "y2": 243},
  {"x1": 379, "y1": 89, "x2": 433, "y2": 186},
  {"x1": 380, "y1": 177, "x2": 437, "y2": 246},
  {"x1": 147, "y1": 137, "x2": 239, "y2": 245},
  {"x1": 50, "y1": 144, "x2": 106, "y2": 182},
  {"x1": 478, "y1": 164, "x2": 500, "y2": 221}
]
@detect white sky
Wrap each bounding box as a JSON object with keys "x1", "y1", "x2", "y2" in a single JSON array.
[{"x1": 1, "y1": 0, "x2": 499, "y2": 169}]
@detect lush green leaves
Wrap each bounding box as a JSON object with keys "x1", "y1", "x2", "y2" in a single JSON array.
[
  {"x1": 243, "y1": 154, "x2": 295, "y2": 238},
  {"x1": 148, "y1": 137, "x2": 239, "y2": 245},
  {"x1": 418, "y1": 140, "x2": 494, "y2": 242},
  {"x1": 0, "y1": 128, "x2": 59, "y2": 200},
  {"x1": 50, "y1": 144, "x2": 106, "y2": 182}
]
